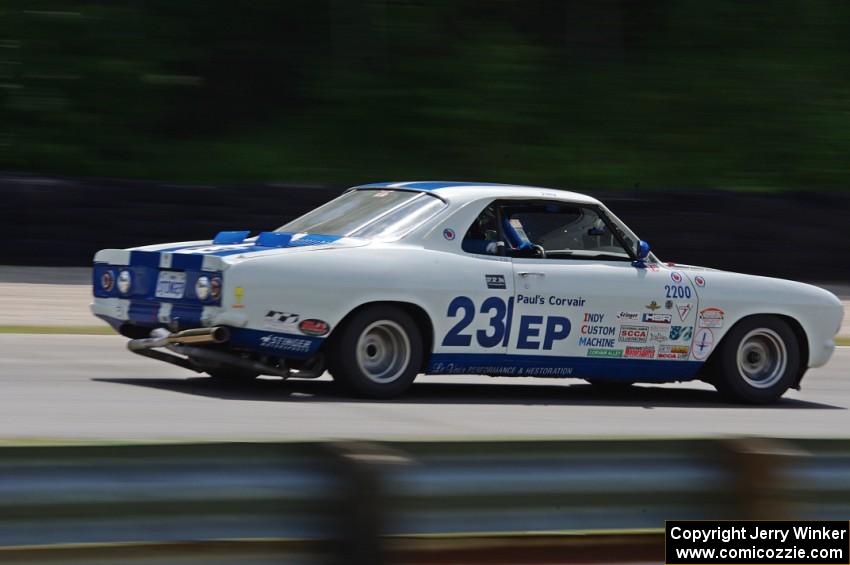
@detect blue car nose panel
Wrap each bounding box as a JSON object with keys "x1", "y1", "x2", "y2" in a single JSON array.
[
  {"x1": 254, "y1": 231, "x2": 293, "y2": 248},
  {"x1": 213, "y1": 230, "x2": 251, "y2": 245}
]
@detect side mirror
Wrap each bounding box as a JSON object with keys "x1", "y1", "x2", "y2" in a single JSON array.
[
  {"x1": 637, "y1": 240, "x2": 651, "y2": 260},
  {"x1": 632, "y1": 240, "x2": 651, "y2": 268}
]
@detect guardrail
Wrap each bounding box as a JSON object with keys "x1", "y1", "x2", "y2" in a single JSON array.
[{"x1": 0, "y1": 438, "x2": 848, "y2": 564}]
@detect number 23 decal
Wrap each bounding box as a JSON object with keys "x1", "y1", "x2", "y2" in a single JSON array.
[
  {"x1": 442, "y1": 296, "x2": 571, "y2": 350},
  {"x1": 443, "y1": 296, "x2": 512, "y2": 347}
]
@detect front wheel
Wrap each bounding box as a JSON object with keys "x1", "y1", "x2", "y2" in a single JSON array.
[
  {"x1": 327, "y1": 305, "x2": 424, "y2": 398},
  {"x1": 710, "y1": 316, "x2": 801, "y2": 404}
]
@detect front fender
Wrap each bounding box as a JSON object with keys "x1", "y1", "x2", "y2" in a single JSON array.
[{"x1": 692, "y1": 271, "x2": 842, "y2": 368}]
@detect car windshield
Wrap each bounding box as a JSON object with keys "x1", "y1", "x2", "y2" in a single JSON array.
[{"x1": 278, "y1": 188, "x2": 446, "y2": 240}]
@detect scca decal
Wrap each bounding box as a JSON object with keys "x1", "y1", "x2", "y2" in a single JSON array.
[{"x1": 441, "y1": 296, "x2": 570, "y2": 350}]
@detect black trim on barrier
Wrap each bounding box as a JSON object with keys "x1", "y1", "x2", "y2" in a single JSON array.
[{"x1": 3, "y1": 173, "x2": 850, "y2": 280}]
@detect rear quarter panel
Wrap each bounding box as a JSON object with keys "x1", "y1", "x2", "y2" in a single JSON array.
[{"x1": 220, "y1": 243, "x2": 507, "y2": 352}]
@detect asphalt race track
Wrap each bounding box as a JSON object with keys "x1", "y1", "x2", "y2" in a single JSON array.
[{"x1": 1, "y1": 333, "x2": 849, "y2": 441}]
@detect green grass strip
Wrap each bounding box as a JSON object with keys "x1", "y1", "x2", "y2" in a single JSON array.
[{"x1": 0, "y1": 325, "x2": 114, "y2": 335}]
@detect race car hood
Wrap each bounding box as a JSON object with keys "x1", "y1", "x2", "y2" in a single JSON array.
[
  {"x1": 94, "y1": 231, "x2": 369, "y2": 270},
  {"x1": 660, "y1": 261, "x2": 721, "y2": 272}
]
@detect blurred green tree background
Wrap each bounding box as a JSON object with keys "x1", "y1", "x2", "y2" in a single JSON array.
[{"x1": 1, "y1": 0, "x2": 848, "y2": 190}]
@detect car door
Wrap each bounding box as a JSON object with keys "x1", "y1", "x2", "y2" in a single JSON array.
[
  {"x1": 428, "y1": 202, "x2": 515, "y2": 375},
  {"x1": 503, "y1": 200, "x2": 701, "y2": 380}
]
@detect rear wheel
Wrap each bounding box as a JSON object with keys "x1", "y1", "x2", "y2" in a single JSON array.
[
  {"x1": 327, "y1": 305, "x2": 423, "y2": 398},
  {"x1": 710, "y1": 316, "x2": 800, "y2": 404}
]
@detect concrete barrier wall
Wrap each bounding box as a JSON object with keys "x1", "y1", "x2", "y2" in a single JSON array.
[{"x1": 4, "y1": 173, "x2": 849, "y2": 280}]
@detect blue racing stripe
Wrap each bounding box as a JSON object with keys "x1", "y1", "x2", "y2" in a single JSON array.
[
  {"x1": 170, "y1": 303, "x2": 204, "y2": 327},
  {"x1": 128, "y1": 300, "x2": 159, "y2": 325},
  {"x1": 170, "y1": 253, "x2": 204, "y2": 271},
  {"x1": 400, "y1": 181, "x2": 480, "y2": 190},
  {"x1": 129, "y1": 251, "x2": 160, "y2": 268},
  {"x1": 427, "y1": 353, "x2": 702, "y2": 381}
]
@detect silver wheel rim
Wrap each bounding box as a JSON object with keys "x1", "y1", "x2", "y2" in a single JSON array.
[
  {"x1": 355, "y1": 320, "x2": 411, "y2": 384},
  {"x1": 736, "y1": 328, "x2": 787, "y2": 389}
]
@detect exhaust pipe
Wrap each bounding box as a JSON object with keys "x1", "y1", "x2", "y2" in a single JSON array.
[
  {"x1": 127, "y1": 326, "x2": 230, "y2": 351},
  {"x1": 127, "y1": 326, "x2": 324, "y2": 379}
]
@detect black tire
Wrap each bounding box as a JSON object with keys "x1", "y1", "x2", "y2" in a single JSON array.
[
  {"x1": 326, "y1": 305, "x2": 424, "y2": 398},
  {"x1": 206, "y1": 367, "x2": 259, "y2": 382},
  {"x1": 709, "y1": 315, "x2": 801, "y2": 404},
  {"x1": 586, "y1": 380, "x2": 636, "y2": 391}
]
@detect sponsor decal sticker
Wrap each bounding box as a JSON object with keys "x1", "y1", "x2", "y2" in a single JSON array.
[
  {"x1": 649, "y1": 331, "x2": 667, "y2": 343},
  {"x1": 646, "y1": 300, "x2": 662, "y2": 311},
  {"x1": 671, "y1": 271, "x2": 683, "y2": 283},
  {"x1": 549, "y1": 296, "x2": 586, "y2": 307},
  {"x1": 263, "y1": 310, "x2": 300, "y2": 331},
  {"x1": 578, "y1": 336, "x2": 615, "y2": 348},
  {"x1": 698, "y1": 307, "x2": 725, "y2": 328},
  {"x1": 669, "y1": 325, "x2": 693, "y2": 342},
  {"x1": 485, "y1": 274, "x2": 506, "y2": 290},
  {"x1": 430, "y1": 361, "x2": 575, "y2": 377},
  {"x1": 580, "y1": 314, "x2": 615, "y2": 338},
  {"x1": 692, "y1": 328, "x2": 714, "y2": 360},
  {"x1": 616, "y1": 311, "x2": 640, "y2": 321},
  {"x1": 676, "y1": 303, "x2": 692, "y2": 321},
  {"x1": 665, "y1": 300, "x2": 673, "y2": 309},
  {"x1": 625, "y1": 346, "x2": 655, "y2": 359},
  {"x1": 694, "y1": 275, "x2": 706, "y2": 287},
  {"x1": 259, "y1": 335, "x2": 312, "y2": 353},
  {"x1": 619, "y1": 325, "x2": 648, "y2": 343},
  {"x1": 443, "y1": 228, "x2": 456, "y2": 240},
  {"x1": 299, "y1": 319, "x2": 330, "y2": 337},
  {"x1": 642, "y1": 313, "x2": 672, "y2": 324},
  {"x1": 658, "y1": 344, "x2": 691, "y2": 360},
  {"x1": 517, "y1": 294, "x2": 586, "y2": 307},
  {"x1": 588, "y1": 348, "x2": 624, "y2": 358},
  {"x1": 233, "y1": 286, "x2": 245, "y2": 308}
]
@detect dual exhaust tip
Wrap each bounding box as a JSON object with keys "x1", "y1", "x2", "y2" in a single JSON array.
[{"x1": 127, "y1": 326, "x2": 230, "y2": 351}]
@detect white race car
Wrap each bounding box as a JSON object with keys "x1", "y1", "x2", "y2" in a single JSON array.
[{"x1": 91, "y1": 181, "x2": 843, "y2": 403}]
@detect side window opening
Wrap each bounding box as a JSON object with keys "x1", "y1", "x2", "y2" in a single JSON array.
[
  {"x1": 508, "y1": 203, "x2": 631, "y2": 260},
  {"x1": 461, "y1": 199, "x2": 633, "y2": 261},
  {"x1": 461, "y1": 203, "x2": 505, "y2": 256},
  {"x1": 506, "y1": 200, "x2": 633, "y2": 261}
]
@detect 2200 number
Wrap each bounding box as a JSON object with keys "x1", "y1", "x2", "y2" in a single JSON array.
[{"x1": 665, "y1": 285, "x2": 692, "y2": 299}]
